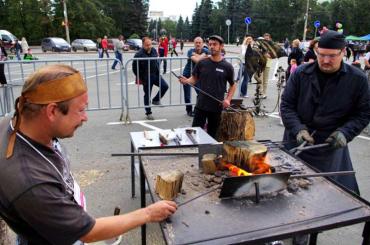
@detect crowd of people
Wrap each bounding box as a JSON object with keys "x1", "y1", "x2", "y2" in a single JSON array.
[{"x1": 0, "y1": 29, "x2": 369, "y2": 245}]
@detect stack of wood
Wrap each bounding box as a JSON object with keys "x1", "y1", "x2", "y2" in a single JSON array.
[
  {"x1": 155, "y1": 170, "x2": 184, "y2": 200},
  {"x1": 217, "y1": 110, "x2": 255, "y2": 142},
  {"x1": 222, "y1": 141, "x2": 270, "y2": 174}
]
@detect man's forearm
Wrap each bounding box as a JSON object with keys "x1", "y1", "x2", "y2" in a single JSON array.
[
  {"x1": 80, "y1": 208, "x2": 149, "y2": 243},
  {"x1": 226, "y1": 84, "x2": 237, "y2": 101}
]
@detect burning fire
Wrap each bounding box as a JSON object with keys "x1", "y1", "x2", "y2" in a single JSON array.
[
  {"x1": 219, "y1": 155, "x2": 272, "y2": 176},
  {"x1": 248, "y1": 154, "x2": 272, "y2": 174}
]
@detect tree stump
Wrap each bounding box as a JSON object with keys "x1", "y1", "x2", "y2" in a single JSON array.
[
  {"x1": 201, "y1": 154, "x2": 217, "y2": 174},
  {"x1": 217, "y1": 110, "x2": 255, "y2": 142},
  {"x1": 222, "y1": 141, "x2": 269, "y2": 173},
  {"x1": 155, "y1": 170, "x2": 184, "y2": 200}
]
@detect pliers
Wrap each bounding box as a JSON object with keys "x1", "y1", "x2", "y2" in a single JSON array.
[{"x1": 290, "y1": 142, "x2": 330, "y2": 156}]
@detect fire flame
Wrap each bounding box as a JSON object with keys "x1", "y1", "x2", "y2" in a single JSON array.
[{"x1": 249, "y1": 154, "x2": 272, "y2": 174}]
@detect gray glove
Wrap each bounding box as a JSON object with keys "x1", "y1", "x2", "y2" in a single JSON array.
[
  {"x1": 296, "y1": 130, "x2": 315, "y2": 145},
  {"x1": 325, "y1": 131, "x2": 347, "y2": 149}
]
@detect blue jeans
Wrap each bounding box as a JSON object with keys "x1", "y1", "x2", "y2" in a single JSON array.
[
  {"x1": 143, "y1": 75, "x2": 168, "y2": 115},
  {"x1": 183, "y1": 83, "x2": 192, "y2": 113},
  {"x1": 16, "y1": 50, "x2": 21, "y2": 60},
  {"x1": 111, "y1": 51, "x2": 122, "y2": 69},
  {"x1": 240, "y1": 64, "x2": 250, "y2": 96}
]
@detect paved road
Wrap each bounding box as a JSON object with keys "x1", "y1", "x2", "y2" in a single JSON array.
[{"x1": 3, "y1": 46, "x2": 370, "y2": 245}]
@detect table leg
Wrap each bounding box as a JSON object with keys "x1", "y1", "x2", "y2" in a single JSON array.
[
  {"x1": 362, "y1": 222, "x2": 370, "y2": 245},
  {"x1": 309, "y1": 233, "x2": 318, "y2": 245},
  {"x1": 131, "y1": 142, "x2": 135, "y2": 198},
  {"x1": 139, "y1": 156, "x2": 146, "y2": 245}
]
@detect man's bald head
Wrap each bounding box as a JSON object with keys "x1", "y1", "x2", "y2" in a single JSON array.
[{"x1": 194, "y1": 37, "x2": 204, "y2": 51}]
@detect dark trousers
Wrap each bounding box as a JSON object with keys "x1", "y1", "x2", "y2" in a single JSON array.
[
  {"x1": 183, "y1": 84, "x2": 193, "y2": 113},
  {"x1": 240, "y1": 64, "x2": 250, "y2": 96},
  {"x1": 0, "y1": 63, "x2": 7, "y2": 85},
  {"x1": 158, "y1": 48, "x2": 167, "y2": 73},
  {"x1": 143, "y1": 75, "x2": 168, "y2": 115},
  {"x1": 102, "y1": 48, "x2": 109, "y2": 58},
  {"x1": 111, "y1": 51, "x2": 122, "y2": 69},
  {"x1": 192, "y1": 107, "x2": 221, "y2": 139}
]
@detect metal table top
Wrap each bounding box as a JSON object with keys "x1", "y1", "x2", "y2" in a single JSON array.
[
  {"x1": 140, "y1": 146, "x2": 370, "y2": 245},
  {"x1": 129, "y1": 127, "x2": 217, "y2": 150}
]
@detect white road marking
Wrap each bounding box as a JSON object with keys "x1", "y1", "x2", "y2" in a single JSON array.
[{"x1": 107, "y1": 119, "x2": 167, "y2": 131}]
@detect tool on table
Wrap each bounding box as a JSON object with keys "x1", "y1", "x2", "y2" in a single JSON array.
[
  {"x1": 171, "y1": 71, "x2": 240, "y2": 114},
  {"x1": 185, "y1": 128, "x2": 198, "y2": 145},
  {"x1": 111, "y1": 152, "x2": 199, "y2": 157},
  {"x1": 219, "y1": 170, "x2": 355, "y2": 199}
]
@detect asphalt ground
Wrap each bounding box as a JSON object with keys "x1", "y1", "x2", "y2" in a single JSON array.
[{"x1": 3, "y1": 45, "x2": 370, "y2": 245}]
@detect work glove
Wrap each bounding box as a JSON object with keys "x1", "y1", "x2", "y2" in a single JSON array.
[
  {"x1": 296, "y1": 130, "x2": 314, "y2": 145},
  {"x1": 325, "y1": 131, "x2": 347, "y2": 149}
]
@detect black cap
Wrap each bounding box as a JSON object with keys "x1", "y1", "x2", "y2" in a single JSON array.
[
  {"x1": 208, "y1": 35, "x2": 224, "y2": 44},
  {"x1": 318, "y1": 30, "x2": 345, "y2": 49}
]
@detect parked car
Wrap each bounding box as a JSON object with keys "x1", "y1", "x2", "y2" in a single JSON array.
[
  {"x1": 0, "y1": 30, "x2": 18, "y2": 52},
  {"x1": 108, "y1": 38, "x2": 129, "y2": 51},
  {"x1": 71, "y1": 39, "x2": 97, "y2": 52},
  {"x1": 126, "y1": 39, "x2": 142, "y2": 50},
  {"x1": 41, "y1": 37, "x2": 71, "y2": 52}
]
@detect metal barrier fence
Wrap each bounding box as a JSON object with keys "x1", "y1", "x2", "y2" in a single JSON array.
[
  {"x1": 0, "y1": 58, "x2": 124, "y2": 117},
  {"x1": 122, "y1": 56, "x2": 243, "y2": 122},
  {"x1": 1, "y1": 56, "x2": 244, "y2": 121}
]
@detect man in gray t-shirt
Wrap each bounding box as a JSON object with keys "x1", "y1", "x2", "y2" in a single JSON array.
[{"x1": 0, "y1": 64, "x2": 177, "y2": 244}]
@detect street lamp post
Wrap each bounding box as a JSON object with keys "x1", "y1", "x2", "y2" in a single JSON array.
[
  {"x1": 62, "y1": 0, "x2": 70, "y2": 44},
  {"x1": 302, "y1": 0, "x2": 310, "y2": 42}
]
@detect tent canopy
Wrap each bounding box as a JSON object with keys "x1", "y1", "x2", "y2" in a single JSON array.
[
  {"x1": 359, "y1": 34, "x2": 370, "y2": 41},
  {"x1": 345, "y1": 35, "x2": 367, "y2": 41}
]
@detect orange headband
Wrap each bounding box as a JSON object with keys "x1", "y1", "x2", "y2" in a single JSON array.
[{"x1": 6, "y1": 72, "x2": 87, "y2": 159}]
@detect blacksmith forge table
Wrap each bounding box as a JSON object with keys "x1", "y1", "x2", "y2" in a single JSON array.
[
  {"x1": 136, "y1": 144, "x2": 370, "y2": 245},
  {"x1": 129, "y1": 127, "x2": 217, "y2": 198}
]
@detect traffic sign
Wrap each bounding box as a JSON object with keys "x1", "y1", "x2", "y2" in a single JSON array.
[
  {"x1": 314, "y1": 20, "x2": 320, "y2": 28},
  {"x1": 245, "y1": 17, "x2": 252, "y2": 25},
  {"x1": 226, "y1": 19, "x2": 231, "y2": 26}
]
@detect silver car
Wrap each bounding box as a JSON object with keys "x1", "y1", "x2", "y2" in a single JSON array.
[{"x1": 71, "y1": 39, "x2": 97, "y2": 52}]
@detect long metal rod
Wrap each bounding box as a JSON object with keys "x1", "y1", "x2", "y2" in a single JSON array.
[
  {"x1": 111, "y1": 152, "x2": 199, "y2": 157},
  {"x1": 292, "y1": 170, "x2": 355, "y2": 179},
  {"x1": 171, "y1": 71, "x2": 241, "y2": 114},
  {"x1": 177, "y1": 186, "x2": 221, "y2": 207}
]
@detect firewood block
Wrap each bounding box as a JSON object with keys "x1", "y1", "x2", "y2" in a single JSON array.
[
  {"x1": 217, "y1": 110, "x2": 255, "y2": 142},
  {"x1": 222, "y1": 141, "x2": 267, "y2": 173},
  {"x1": 201, "y1": 153, "x2": 217, "y2": 174},
  {"x1": 155, "y1": 170, "x2": 184, "y2": 200}
]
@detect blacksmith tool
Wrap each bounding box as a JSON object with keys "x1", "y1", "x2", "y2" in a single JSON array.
[
  {"x1": 171, "y1": 71, "x2": 241, "y2": 114},
  {"x1": 111, "y1": 152, "x2": 199, "y2": 157},
  {"x1": 185, "y1": 128, "x2": 198, "y2": 145},
  {"x1": 289, "y1": 143, "x2": 330, "y2": 156},
  {"x1": 219, "y1": 170, "x2": 355, "y2": 199}
]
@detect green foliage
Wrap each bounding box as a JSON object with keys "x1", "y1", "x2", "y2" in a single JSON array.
[{"x1": 129, "y1": 33, "x2": 140, "y2": 39}]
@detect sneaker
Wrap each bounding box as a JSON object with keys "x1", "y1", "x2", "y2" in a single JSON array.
[
  {"x1": 152, "y1": 100, "x2": 162, "y2": 106},
  {"x1": 260, "y1": 94, "x2": 267, "y2": 99},
  {"x1": 146, "y1": 114, "x2": 154, "y2": 120},
  {"x1": 240, "y1": 94, "x2": 249, "y2": 98}
]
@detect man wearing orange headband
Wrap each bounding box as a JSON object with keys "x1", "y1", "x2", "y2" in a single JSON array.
[{"x1": 0, "y1": 64, "x2": 177, "y2": 244}]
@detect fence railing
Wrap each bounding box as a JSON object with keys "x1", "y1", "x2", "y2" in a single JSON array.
[{"x1": 1, "y1": 56, "x2": 244, "y2": 121}]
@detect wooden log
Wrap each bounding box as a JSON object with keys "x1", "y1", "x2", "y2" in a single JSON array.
[
  {"x1": 217, "y1": 110, "x2": 255, "y2": 142},
  {"x1": 155, "y1": 170, "x2": 184, "y2": 200},
  {"x1": 201, "y1": 153, "x2": 217, "y2": 174},
  {"x1": 222, "y1": 141, "x2": 268, "y2": 173}
]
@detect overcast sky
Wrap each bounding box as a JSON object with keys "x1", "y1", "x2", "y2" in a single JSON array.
[{"x1": 149, "y1": 0, "x2": 202, "y2": 20}]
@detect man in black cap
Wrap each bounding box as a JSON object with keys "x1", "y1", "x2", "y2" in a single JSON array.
[
  {"x1": 281, "y1": 30, "x2": 370, "y2": 244},
  {"x1": 178, "y1": 35, "x2": 236, "y2": 139}
]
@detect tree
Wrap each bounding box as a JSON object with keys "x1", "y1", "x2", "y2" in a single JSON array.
[
  {"x1": 176, "y1": 15, "x2": 184, "y2": 39},
  {"x1": 183, "y1": 17, "x2": 191, "y2": 40},
  {"x1": 192, "y1": 3, "x2": 201, "y2": 38},
  {"x1": 199, "y1": 0, "x2": 213, "y2": 38}
]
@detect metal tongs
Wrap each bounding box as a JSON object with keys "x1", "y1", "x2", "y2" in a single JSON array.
[{"x1": 288, "y1": 130, "x2": 328, "y2": 156}]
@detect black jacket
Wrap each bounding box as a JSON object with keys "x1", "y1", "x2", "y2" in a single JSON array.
[
  {"x1": 280, "y1": 61, "x2": 370, "y2": 193},
  {"x1": 132, "y1": 47, "x2": 160, "y2": 84}
]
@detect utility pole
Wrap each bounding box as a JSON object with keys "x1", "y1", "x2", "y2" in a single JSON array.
[
  {"x1": 302, "y1": 0, "x2": 310, "y2": 42},
  {"x1": 62, "y1": 0, "x2": 70, "y2": 44}
]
